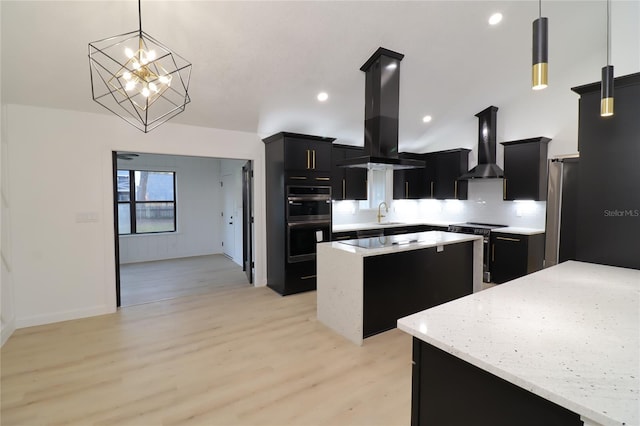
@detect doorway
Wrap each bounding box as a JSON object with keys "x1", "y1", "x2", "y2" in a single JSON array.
[{"x1": 112, "y1": 152, "x2": 254, "y2": 307}]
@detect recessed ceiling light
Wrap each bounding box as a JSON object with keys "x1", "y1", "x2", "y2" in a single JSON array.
[
  {"x1": 489, "y1": 13, "x2": 503, "y2": 25},
  {"x1": 422, "y1": 115, "x2": 432, "y2": 123},
  {"x1": 317, "y1": 92, "x2": 329, "y2": 102}
]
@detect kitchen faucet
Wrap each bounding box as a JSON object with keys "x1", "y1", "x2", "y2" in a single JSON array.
[{"x1": 377, "y1": 201, "x2": 389, "y2": 223}]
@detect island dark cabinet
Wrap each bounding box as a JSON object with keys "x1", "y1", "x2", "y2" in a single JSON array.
[
  {"x1": 331, "y1": 145, "x2": 367, "y2": 200},
  {"x1": 501, "y1": 137, "x2": 551, "y2": 201},
  {"x1": 411, "y1": 339, "x2": 583, "y2": 426},
  {"x1": 432, "y1": 149, "x2": 470, "y2": 200},
  {"x1": 490, "y1": 232, "x2": 545, "y2": 284},
  {"x1": 393, "y1": 154, "x2": 429, "y2": 200}
]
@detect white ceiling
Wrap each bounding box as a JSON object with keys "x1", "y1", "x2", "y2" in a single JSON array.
[{"x1": 0, "y1": 1, "x2": 630, "y2": 152}]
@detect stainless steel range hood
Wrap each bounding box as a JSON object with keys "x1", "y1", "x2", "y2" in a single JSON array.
[
  {"x1": 459, "y1": 106, "x2": 504, "y2": 179},
  {"x1": 338, "y1": 47, "x2": 425, "y2": 170}
]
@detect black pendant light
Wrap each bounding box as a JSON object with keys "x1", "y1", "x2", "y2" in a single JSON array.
[
  {"x1": 601, "y1": 0, "x2": 614, "y2": 117},
  {"x1": 532, "y1": 0, "x2": 548, "y2": 90},
  {"x1": 88, "y1": 0, "x2": 192, "y2": 133}
]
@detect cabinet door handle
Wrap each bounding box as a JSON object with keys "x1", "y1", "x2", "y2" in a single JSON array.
[
  {"x1": 496, "y1": 236, "x2": 521, "y2": 242},
  {"x1": 342, "y1": 179, "x2": 346, "y2": 199},
  {"x1": 454, "y1": 181, "x2": 458, "y2": 198},
  {"x1": 312, "y1": 150, "x2": 316, "y2": 169},
  {"x1": 503, "y1": 178, "x2": 507, "y2": 200},
  {"x1": 335, "y1": 235, "x2": 351, "y2": 240},
  {"x1": 315, "y1": 177, "x2": 330, "y2": 181},
  {"x1": 492, "y1": 244, "x2": 495, "y2": 262},
  {"x1": 306, "y1": 150, "x2": 311, "y2": 169},
  {"x1": 290, "y1": 176, "x2": 307, "y2": 180},
  {"x1": 405, "y1": 181, "x2": 409, "y2": 198},
  {"x1": 300, "y1": 274, "x2": 317, "y2": 280},
  {"x1": 430, "y1": 181, "x2": 434, "y2": 198}
]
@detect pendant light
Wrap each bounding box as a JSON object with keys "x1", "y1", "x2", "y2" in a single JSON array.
[
  {"x1": 601, "y1": 0, "x2": 614, "y2": 117},
  {"x1": 88, "y1": 0, "x2": 192, "y2": 133},
  {"x1": 532, "y1": 0, "x2": 548, "y2": 90}
]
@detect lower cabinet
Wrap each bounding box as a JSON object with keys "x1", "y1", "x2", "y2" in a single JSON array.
[
  {"x1": 382, "y1": 225, "x2": 432, "y2": 236},
  {"x1": 363, "y1": 242, "x2": 473, "y2": 338},
  {"x1": 411, "y1": 338, "x2": 582, "y2": 426},
  {"x1": 490, "y1": 232, "x2": 545, "y2": 284},
  {"x1": 282, "y1": 260, "x2": 317, "y2": 295},
  {"x1": 331, "y1": 231, "x2": 358, "y2": 241}
]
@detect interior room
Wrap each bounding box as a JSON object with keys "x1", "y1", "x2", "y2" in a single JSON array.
[{"x1": 1, "y1": 1, "x2": 638, "y2": 425}]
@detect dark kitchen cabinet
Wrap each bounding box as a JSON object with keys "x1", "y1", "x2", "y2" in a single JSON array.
[
  {"x1": 331, "y1": 230, "x2": 359, "y2": 241},
  {"x1": 410, "y1": 338, "x2": 583, "y2": 426},
  {"x1": 571, "y1": 73, "x2": 640, "y2": 270},
  {"x1": 490, "y1": 232, "x2": 545, "y2": 284},
  {"x1": 364, "y1": 242, "x2": 474, "y2": 338},
  {"x1": 331, "y1": 144, "x2": 368, "y2": 200},
  {"x1": 432, "y1": 149, "x2": 470, "y2": 200},
  {"x1": 501, "y1": 137, "x2": 551, "y2": 201},
  {"x1": 263, "y1": 132, "x2": 335, "y2": 295},
  {"x1": 393, "y1": 153, "x2": 429, "y2": 199},
  {"x1": 383, "y1": 224, "x2": 432, "y2": 236}
]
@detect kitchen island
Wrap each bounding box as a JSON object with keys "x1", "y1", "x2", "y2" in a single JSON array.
[
  {"x1": 398, "y1": 261, "x2": 639, "y2": 426},
  {"x1": 317, "y1": 231, "x2": 483, "y2": 345}
]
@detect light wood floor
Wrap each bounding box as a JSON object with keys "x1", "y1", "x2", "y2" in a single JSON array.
[
  {"x1": 120, "y1": 254, "x2": 250, "y2": 307},
  {"x1": 1, "y1": 281, "x2": 412, "y2": 425}
]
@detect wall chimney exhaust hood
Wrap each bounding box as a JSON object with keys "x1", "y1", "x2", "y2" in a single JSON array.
[
  {"x1": 339, "y1": 47, "x2": 425, "y2": 170},
  {"x1": 459, "y1": 106, "x2": 504, "y2": 179}
]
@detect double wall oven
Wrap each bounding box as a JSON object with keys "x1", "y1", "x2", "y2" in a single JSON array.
[
  {"x1": 286, "y1": 186, "x2": 331, "y2": 263},
  {"x1": 447, "y1": 222, "x2": 507, "y2": 283}
]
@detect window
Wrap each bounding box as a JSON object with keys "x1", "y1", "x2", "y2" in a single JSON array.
[{"x1": 117, "y1": 170, "x2": 176, "y2": 234}]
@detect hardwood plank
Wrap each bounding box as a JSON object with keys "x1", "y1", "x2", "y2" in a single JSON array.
[{"x1": 1, "y1": 275, "x2": 412, "y2": 425}]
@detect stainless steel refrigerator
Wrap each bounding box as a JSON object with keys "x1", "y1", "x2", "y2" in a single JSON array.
[{"x1": 544, "y1": 156, "x2": 579, "y2": 268}]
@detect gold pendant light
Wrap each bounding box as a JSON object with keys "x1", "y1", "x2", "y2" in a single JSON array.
[
  {"x1": 601, "y1": 0, "x2": 614, "y2": 117},
  {"x1": 88, "y1": 0, "x2": 192, "y2": 132},
  {"x1": 532, "y1": 0, "x2": 548, "y2": 90}
]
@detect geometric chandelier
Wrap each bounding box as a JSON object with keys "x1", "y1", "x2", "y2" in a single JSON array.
[{"x1": 88, "y1": 0, "x2": 192, "y2": 133}]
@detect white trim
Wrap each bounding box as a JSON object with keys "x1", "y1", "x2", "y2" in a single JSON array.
[
  {"x1": 1, "y1": 319, "x2": 15, "y2": 347},
  {"x1": 15, "y1": 305, "x2": 115, "y2": 329}
]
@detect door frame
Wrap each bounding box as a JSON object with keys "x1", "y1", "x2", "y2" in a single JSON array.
[{"x1": 242, "y1": 160, "x2": 254, "y2": 284}]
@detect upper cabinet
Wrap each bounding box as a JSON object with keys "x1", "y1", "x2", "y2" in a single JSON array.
[
  {"x1": 432, "y1": 149, "x2": 470, "y2": 200},
  {"x1": 263, "y1": 132, "x2": 335, "y2": 185},
  {"x1": 501, "y1": 137, "x2": 551, "y2": 201},
  {"x1": 393, "y1": 153, "x2": 429, "y2": 199},
  {"x1": 332, "y1": 144, "x2": 368, "y2": 200}
]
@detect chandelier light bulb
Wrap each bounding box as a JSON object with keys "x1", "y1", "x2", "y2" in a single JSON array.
[
  {"x1": 123, "y1": 71, "x2": 132, "y2": 80},
  {"x1": 146, "y1": 50, "x2": 156, "y2": 61},
  {"x1": 125, "y1": 81, "x2": 136, "y2": 91},
  {"x1": 125, "y1": 47, "x2": 134, "y2": 58},
  {"x1": 132, "y1": 61, "x2": 141, "y2": 70},
  {"x1": 159, "y1": 75, "x2": 170, "y2": 84},
  {"x1": 141, "y1": 87, "x2": 150, "y2": 97},
  {"x1": 149, "y1": 82, "x2": 158, "y2": 93}
]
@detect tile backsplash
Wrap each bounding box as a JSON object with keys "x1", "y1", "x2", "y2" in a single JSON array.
[{"x1": 332, "y1": 179, "x2": 546, "y2": 229}]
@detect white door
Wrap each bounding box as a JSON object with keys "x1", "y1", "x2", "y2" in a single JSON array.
[{"x1": 222, "y1": 174, "x2": 235, "y2": 258}]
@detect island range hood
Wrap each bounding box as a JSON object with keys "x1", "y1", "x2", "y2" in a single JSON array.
[
  {"x1": 338, "y1": 47, "x2": 425, "y2": 170},
  {"x1": 459, "y1": 106, "x2": 505, "y2": 179}
]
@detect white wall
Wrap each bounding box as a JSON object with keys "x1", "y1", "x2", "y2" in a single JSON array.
[
  {"x1": 3, "y1": 104, "x2": 266, "y2": 330},
  {"x1": 117, "y1": 154, "x2": 224, "y2": 264}
]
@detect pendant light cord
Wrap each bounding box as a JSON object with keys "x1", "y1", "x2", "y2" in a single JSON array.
[
  {"x1": 606, "y1": 0, "x2": 611, "y2": 66},
  {"x1": 538, "y1": 0, "x2": 542, "y2": 18},
  {"x1": 138, "y1": 0, "x2": 143, "y2": 35}
]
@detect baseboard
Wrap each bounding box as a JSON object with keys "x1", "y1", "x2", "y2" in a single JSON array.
[
  {"x1": 1, "y1": 319, "x2": 16, "y2": 347},
  {"x1": 15, "y1": 304, "x2": 115, "y2": 329}
]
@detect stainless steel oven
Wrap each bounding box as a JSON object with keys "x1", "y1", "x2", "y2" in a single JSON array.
[
  {"x1": 448, "y1": 222, "x2": 507, "y2": 282},
  {"x1": 286, "y1": 186, "x2": 331, "y2": 221},
  {"x1": 287, "y1": 220, "x2": 331, "y2": 263}
]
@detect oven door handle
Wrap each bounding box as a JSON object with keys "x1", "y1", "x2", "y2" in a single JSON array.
[
  {"x1": 287, "y1": 196, "x2": 331, "y2": 202},
  {"x1": 287, "y1": 220, "x2": 331, "y2": 228}
]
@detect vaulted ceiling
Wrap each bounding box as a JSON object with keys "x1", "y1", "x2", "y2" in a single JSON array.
[{"x1": 1, "y1": 1, "x2": 635, "y2": 152}]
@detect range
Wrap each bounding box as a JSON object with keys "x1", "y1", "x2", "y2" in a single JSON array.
[{"x1": 447, "y1": 222, "x2": 507, "y2": 283}]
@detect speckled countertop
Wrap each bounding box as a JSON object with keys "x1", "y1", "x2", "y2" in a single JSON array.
[
  {"x1": 325, "y1": 231, "x2": 483, "y2": 257},
  {"x1": 397, "y1": 261, "x2": 639, "y2": 426}
]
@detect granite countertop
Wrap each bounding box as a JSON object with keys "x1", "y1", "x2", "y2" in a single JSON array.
[
  {"x1": 494, "y1": 226, "x2": 545, "y2": 235},
  {"x1": 322, "y1": 231, "x2": 483, "y2": 257},
  {"x1": 397, "y1": 261, "x2": 640, "y2": 426}
]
